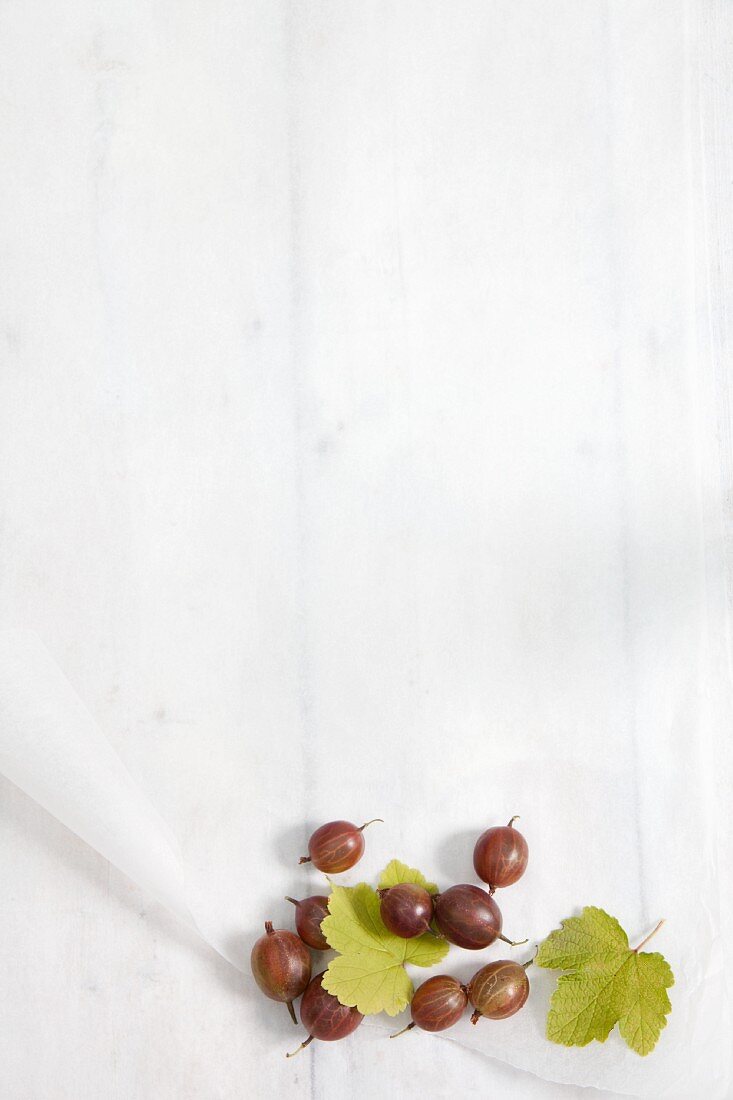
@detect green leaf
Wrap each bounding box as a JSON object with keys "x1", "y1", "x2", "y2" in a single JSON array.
[
  {"x1": 321, "y1": 883, "x2": 449, "y2": 1016},
  {"x1": 536, "y1": 906, "x2": 629, "y2": 971},
  {"x1": 536, "y1": 907, "x2": 674, "y2": 1056},
  {"x1": 377, "y1": 858, "x2": 438, "y2": 895}
]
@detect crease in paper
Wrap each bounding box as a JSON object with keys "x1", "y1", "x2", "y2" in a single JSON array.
[{"x1": 0, "y1": 630, "x2": 239, "y2": 970}]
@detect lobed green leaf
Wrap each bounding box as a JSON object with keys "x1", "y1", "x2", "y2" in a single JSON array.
[
  {"x1": 322, "y1": 882, "x2": 449, "y2": 1016},
  {"x1": 537, "y1": 907, "x2": 674, "y2": 1056}
]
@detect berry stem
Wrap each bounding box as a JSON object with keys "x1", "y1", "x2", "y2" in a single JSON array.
[
  {"x1": 264, "y1": 921, "x2": 274, "y2": 935},
  {"x1": 286, "y1": 1000, "x2": 298, "y2": 1025},
  {"x1": 286, "y1": 1035, "x2": 313, "y2": 1058},
  {"x1": 389, "y1": 1022, "x2": 415, "y2": 1039},
  {"x1": 523, "y1": 947, "x2": 538, "y2": 969},
  {"x1": 507, "y1": 815, "x2": 520, "y2": 828},
  {"x1": 285, "y1": 897, "x2": 298, "y2": 906},
  {"x1": 633, "y1": 919, "x2": 665, "y2": 953},
  {"x1": 358, "y1": 818, "x2": 384, "y2": 832},
  {"x1": 498, "y1": 933, "x2": 529, "y2": 947}
]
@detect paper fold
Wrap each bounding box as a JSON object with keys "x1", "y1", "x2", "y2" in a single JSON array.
[{"x1": 0, "y1": 630, "x2": 241, "y2": 969}]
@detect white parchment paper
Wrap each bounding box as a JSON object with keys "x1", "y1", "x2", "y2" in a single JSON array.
[{"x1": 0, "y1": 2, "x2": 731, "y2": 1098}]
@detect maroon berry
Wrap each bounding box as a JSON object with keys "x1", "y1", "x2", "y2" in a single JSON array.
[
  {"x1": 286, "y1": 972, "x2": 363, "y2": 1056},
  {"x1": 473, "y1": 816, "x2": 528, "y2": 891},
  {"x1": 299, "y1": 819, "x2": 382, "y2": 874},
  {"x1": 250, "y1": 921, "x2": 311, "y2": 1023},
  {"x1": 433, "y1": 885, "x2": 503, "y2": 949},
  {"x1": 286, "y1": 896, "x2": 330, "y2": 951},
  {"x1": 380, "y1": 884, "x2": 434, "y2": 939},
  {"x1": 391, "y1": 975, "x2": 468, "y2": 1036},
  {"x1": 468, "y1": 959, "x2": 530, "y2": 1023}
]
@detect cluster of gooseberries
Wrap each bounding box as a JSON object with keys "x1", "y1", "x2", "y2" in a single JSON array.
[{"x1": 250, "y1": 816, "x2": 530, "y2": 1056}]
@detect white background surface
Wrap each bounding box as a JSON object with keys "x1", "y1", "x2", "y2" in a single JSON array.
[{"x1": 1, "y1": 2, "x2": 732, "y2": 1098}]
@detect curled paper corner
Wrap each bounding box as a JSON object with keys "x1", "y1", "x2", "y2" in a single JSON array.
[{"x1": 0, "y1": 629, "x2": 242, "y2": 972}]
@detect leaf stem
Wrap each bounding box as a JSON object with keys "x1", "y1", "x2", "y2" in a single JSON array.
[{"x1": 633, "y1": 918, "x2": 665, "y2": 953}]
